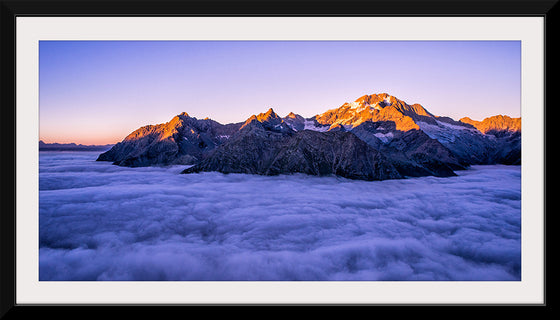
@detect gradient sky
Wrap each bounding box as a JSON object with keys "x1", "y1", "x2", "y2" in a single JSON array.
[{"x1": 39, "y1": 40, "x2": 521, "y2": 145}]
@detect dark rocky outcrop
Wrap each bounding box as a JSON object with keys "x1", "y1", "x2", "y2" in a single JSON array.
[
  {"x1": 459, "y1": 115, "x2": 521, "y2": 165},
  {"x1": 182, "y1": 111, "x2": 294, "y2": 175},
  {"x1": 488, "y1": 131, "x2": 521, "y2": 165},
  {"x1": 182, "y1": 121, "x2": 402, "y2": 181},
  {"x1": 282, "y1": 112, "x2": 306, "y2": 131},
  {"x1": 266, "y1": 130, "x2": 402, "y2": 181},
  {"x1": 351, "y1": 121, "x2": 465, "y2": 177},
  {"x1": 386, "y1": 129, "x2": 465, "y2": 177}
]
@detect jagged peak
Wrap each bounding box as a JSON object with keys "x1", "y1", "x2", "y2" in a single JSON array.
[
  {"x1": 239, "y1": 107, "x2": 296, "y2": 134},
  {"x1": 459, "y1": 114, "x2": 521, "y2": 134},
  {"x1": 353, "y1": 93, "x2": 394, "y2": 106},
  {"x1": 355, "y1": 92, "x2": 391, "y2": 100},
  {"x1": 169, "y1": 113, "x2": 189, "y2": 128},
  {"x1": 240, "y1": 108, "x2": 282, "y2": 126},
  {"x1": 239, "y1": 113, "x2": 263, "y2": 131},
  {"x1": 286, "y1": 112, "x2": 299, "y2": 119},
  {"x1": 337, "y1": 93, "x2": 397, "y2": 112},
  {"x1": 256, "y1": 108, "x2": 280, "y2": 122}
]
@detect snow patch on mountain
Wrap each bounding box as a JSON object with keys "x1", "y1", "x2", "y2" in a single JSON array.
[
  {"x1": 374, "y1": 132, "x2": 394, "y2": 143},
  {"x1": 355, "y1": 104, "x2": 369, "y2": 113},
  {"x1": 417, "y1": 120, "x2": 481, "y2": 144},
  {"x1": 303, "y1": 120, "x2": 329, "y2": 132},
  {"x1": 438, "y1": 120, "x2": 478, "y2": 132},
  {"x1": 417, "y1": 121, "x2": 459, "y2": 143},
  {"x1": 348, "y1": 101, "x2": 361, "y2": 109},
  {"x1": 384, "y1": 96, "x2": 392, "y2": 106}
]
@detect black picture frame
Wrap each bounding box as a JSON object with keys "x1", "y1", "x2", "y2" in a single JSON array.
[{"x1": 1, "y1": 0, "x2": 554, "y2": 316}]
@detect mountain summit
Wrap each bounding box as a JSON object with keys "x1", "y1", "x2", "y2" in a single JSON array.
[
  {"x1": 97, "y1": 113, "x2": 242, "y2": 166},
  {"x1": 459, "y1": 115, "x2": 521, "y2": 135},
  {"x1": 314, "y1": 93, "x2": 435, "y2": 132},
  {"x1": 240, "y1": 108, "x2": 294, "y2": 134}
]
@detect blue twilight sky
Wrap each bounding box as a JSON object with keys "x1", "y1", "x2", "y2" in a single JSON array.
[{"x1": 39, "y1": 40, "x2": 520, "y2": 145}]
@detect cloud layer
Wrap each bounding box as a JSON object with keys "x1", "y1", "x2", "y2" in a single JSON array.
[{"x1": 39, "y1": 151, "x2": 521, "y2": 281}]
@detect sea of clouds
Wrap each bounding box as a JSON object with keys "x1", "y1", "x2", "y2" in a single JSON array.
[{"x1": 39, "y1": 151, "x2": 521, "y2": 281}]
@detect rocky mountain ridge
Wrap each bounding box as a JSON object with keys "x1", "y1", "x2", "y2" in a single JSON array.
[
  {"x1": 97, "y1": 112, "x2": 242, "y2": 167},
  {"x1": 182, "y1": 109, "x2": 403, "y2": 181},
  {"x1": 97, "y1": 92, "x2": 521, "y2": 180},
  {"x1": 459, "y1": 115, "x2": 521, "y2": 135}
]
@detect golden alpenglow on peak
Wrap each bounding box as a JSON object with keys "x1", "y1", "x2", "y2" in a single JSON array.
[
  {"x1": 459, "y1": 115, "x2": 521, "y2": 134},
  {"x1": 314, "y1": 92, "x2": 425, "y2": 131},
  {"x1": 256, "y1": 108, "x2": 279, "y2": 122},
  {"x1": 354, "y1": 93, "x2": 393, "y2": 105}
]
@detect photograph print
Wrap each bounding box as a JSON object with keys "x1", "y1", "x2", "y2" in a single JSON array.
[{"x1": 38, "y1": 40, "x2": 522, "y2": 281}]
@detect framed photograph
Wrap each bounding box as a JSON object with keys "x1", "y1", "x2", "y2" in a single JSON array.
[{"x1": 2, "y1": 0, "x2": 553, "y2": 313}]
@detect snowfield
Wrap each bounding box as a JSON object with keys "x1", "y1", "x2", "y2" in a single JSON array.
[
  {"x1": 39, "y1": 151, "x2": 521, "y2": 281},
  {"x1": 416, "y1": 120, "x2": 481, "y2": 143},
  {"x1": 303, "y1": 120, "x2": 329, "y2": 132}
]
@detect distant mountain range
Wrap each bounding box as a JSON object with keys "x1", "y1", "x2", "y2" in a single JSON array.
[
  {"x1": 97, "y1": 93, "x2": 521, "y2": 181},
  {"x1": 40, "y1": 140, "x2": 114, "y2": 151}
]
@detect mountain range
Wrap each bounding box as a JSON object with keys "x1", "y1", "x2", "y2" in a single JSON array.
[
  {"x1": 97, "y1": 93, "x2": 521, "y2": 181},
  {"x1": 40, "y1": 140, "x2": 114, "y2": 151}
]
